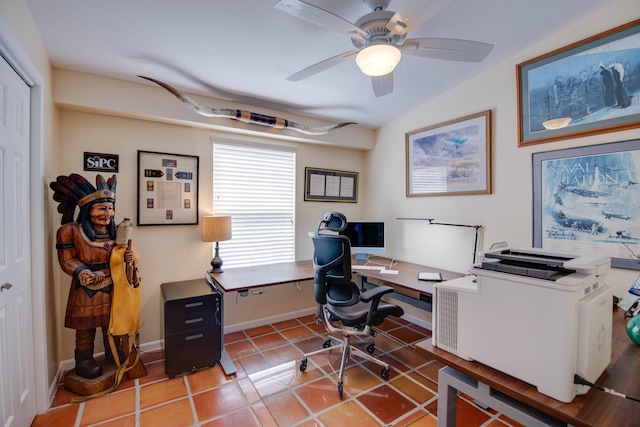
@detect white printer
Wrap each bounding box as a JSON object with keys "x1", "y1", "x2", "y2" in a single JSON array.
[{"x1": 432, "y1": 246, "x2": 612, "y2": 403}]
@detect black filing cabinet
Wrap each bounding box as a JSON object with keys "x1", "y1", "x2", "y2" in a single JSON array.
[{"x1": 161, "y1": 278, "x2": 223, "y2": 377}]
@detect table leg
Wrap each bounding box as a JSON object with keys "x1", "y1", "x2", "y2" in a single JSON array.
[{"x1": 437, "y1": 367, "x2": 459, "y2": 427}]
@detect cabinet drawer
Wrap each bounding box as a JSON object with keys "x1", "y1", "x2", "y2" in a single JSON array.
[
  {"x1": 164, "y1": 293, "x2": 221, "y2": 335},
  {"x1": 165, "y1": 327, "x2": 222, "y2": 377}
]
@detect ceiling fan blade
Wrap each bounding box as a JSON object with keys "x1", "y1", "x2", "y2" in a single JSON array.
[
  {"x1": 401, "y1": 38, "x2": 494, "y2": 62},
  {"x1": 386, "y1": 0, "x2": 451, "y2": 38},
  {"x1": 275, "y1": 0, "x2": 367, "y2": 40},
  {"x1": 372, "y1": 73, "x2": 394, "y2": 97},
  {"x1": 287, "y1": 51, "x2": 357, "y2": 81}
]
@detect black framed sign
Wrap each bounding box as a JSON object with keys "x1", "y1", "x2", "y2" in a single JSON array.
[
  {"x1": 304, "y1": 167, "x2": 358, "y2": 202},
  {"x1": 137, "y1": 150, "x2": 199, "y2": 225}
]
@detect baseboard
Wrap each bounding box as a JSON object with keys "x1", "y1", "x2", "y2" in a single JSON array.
[{"x1": 223, "y1": 306, "x2": 318, "y2": 333}]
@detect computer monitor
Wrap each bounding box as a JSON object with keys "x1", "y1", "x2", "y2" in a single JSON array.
[{"x1": 339, "y1": 221, "x2": 386, "y2": 262}]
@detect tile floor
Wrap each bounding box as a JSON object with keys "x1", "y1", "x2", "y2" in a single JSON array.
[{"x1": 31, "y1": 315, "x2": 524, "y2": 427}]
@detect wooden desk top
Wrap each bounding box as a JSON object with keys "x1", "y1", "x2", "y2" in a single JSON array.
[
  {"x1": 209, "y1": 260, "x2": 314, "y2": 292},
  {"x1": 416, "y1": 307, "x2": 640, "y2": 427},
  {"x1": 352, "y1": 257, "x2": 464, "y2": 295},
  {"x1": 210, "y1": 257, "x2": 462, "y2": 295}
]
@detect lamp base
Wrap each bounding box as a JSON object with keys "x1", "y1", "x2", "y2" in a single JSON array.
[
  {"x1": 210, "y1": 244, "x2": 223, "y2": 273},
  {"x1": 210, "y1": 257, "x2": 224, "y2": 274}
]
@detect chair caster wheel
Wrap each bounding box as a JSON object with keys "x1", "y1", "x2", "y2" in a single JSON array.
[
  {"x1": 381, "y1": 367, "x2": 389, "y2": 380},
  {"x1": 300, "y1": 358, "x2": 307, "y2": 372},
  {"x1": 338, "y1": 382, "x2": 343, "y2": 397},
  {"x1": 366, "y1": 343, "x2": 375, "y2": 354},
  {"x1": 322, "y1": 339, "x2": 332, "y2": 348}
]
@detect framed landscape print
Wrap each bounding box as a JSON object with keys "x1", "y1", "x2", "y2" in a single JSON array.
[
  {"x1": 406, "y1": 110, "x2": 491, "y2": 197},
  {"x1": 137, "y1": 150, "x2": 199, "y2": 225}
]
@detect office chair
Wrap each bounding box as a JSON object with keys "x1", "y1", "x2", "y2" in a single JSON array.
[{"x1": 301, "y1": 212, "x2": 404, "y2": 397}]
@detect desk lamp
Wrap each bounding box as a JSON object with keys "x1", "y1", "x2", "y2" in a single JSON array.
[{"x1": 201, "y1": 215, "x2": 232, "y2": 273}]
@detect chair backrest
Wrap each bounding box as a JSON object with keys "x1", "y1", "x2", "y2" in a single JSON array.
[{"x1": 310, "y1": 212, "x2": 359, "y2": 306}]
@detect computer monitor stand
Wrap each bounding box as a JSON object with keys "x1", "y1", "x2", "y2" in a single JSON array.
[{"x1": 355, "y1": 253, "x2": 368, "y2": 262}]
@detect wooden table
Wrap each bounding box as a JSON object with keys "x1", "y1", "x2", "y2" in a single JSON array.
[
  {"x1": 210, "y1": 257, "x2": 461, "y2": 297},
  {"x1": 352, "y1": 258, "x2": 464, "y2": 312},
  {"x1": 209, "y1": 260, "x2": 314, "y2": 292},
  {"x1": 352, "y1": 258, "x2": 463, "y2": 295},
  {"x1": 416, "y1": 307, "x2": 640, "y2": 427}
]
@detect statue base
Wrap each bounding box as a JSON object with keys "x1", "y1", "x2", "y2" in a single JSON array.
[
  {"x1": 63, "y1": 357, "x2": 117, "y2": 396},
  {"x1": 64, "y1": 354, "x2": 147, "y2": 397}
]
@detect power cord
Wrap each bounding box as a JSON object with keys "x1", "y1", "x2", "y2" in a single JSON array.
[{"x1": 574, "y1": 375, "x2": 640, "y2": 403}]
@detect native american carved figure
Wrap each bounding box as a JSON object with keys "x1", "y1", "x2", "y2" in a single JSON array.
[{"x1": 50, "y1": 174, "x2": 140, "y2": 380}]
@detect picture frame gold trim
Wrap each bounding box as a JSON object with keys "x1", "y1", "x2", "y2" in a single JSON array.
[
  {"x1": 406, "y1": 110, "x2": 491, "y2": 197},
  {"x1": 517, "y1": 19, "x2": 640, "y2": 147}
]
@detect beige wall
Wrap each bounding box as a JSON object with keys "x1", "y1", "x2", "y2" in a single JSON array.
[
  {"x1": 55, "y1": 107, "x2": 368, "y2": 360},
  {"x1": 367, "y1": 0, "x2": 640, "y2": 309}
]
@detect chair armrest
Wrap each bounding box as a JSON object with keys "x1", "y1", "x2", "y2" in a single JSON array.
[{"x1": 359, "y1": 285, "x2": 394, "y2": 303}]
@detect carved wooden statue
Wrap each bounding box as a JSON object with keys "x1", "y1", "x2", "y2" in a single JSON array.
[{"x1": 50, "y1": 173, "x2": 145, "y2": 398}]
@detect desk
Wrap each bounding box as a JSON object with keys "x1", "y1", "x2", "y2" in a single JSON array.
[
  {"x1": 353, "y1": 258, "x2": 463, "y2": 311},
  {"x1": 210, "y1": 260, "x2": 314, "y2": 292},
  {"x1": 416, "y1": 307, "x2": 640, "y2": 427},
  {"x1": 210, "y1": 257, "x2": 462, "y2": 317}
]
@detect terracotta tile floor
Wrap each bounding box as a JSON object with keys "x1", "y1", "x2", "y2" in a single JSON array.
[{"x1": 31, "y1": 315, "x2": 525, "y2": 427}]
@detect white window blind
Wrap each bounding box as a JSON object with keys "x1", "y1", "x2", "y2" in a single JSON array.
[{"x1": 213, "y1": 141, "x2": 296, "y2": 268}]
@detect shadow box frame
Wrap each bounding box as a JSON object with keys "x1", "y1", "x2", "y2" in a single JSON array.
[
  {"x1": 406, "y1": 110, "x2": 492, "y2": 197},
  {"x1": 137, "y1": 150, "x2": 199, "y2": 226},
  {"x1": 533, "y1": 138, "x2": 640, "y2": 270},
  {"x1": 304, "y1": 167, "x2": 358, "y2": 203},
  {"x1": 517, "y1": 19, "x2": 640, "y2": 147}
]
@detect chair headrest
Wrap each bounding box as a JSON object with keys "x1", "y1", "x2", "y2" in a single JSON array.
[{"x1": 318, "y1": 212, "x2": 347, "y2": 233}]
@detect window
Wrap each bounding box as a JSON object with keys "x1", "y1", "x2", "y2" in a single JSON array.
[{"x1": 213, "y1": 141, "x2": 296, "y2": 267}]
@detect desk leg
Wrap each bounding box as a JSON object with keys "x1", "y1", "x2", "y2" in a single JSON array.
[
  {"x1": 219, "y1": 348, "x2": 237, "y2": 376},
  {"x1": 357, "y1": 274, "x2": 366, "y2": 291},
  {"x1": 437, "y1": 367, "x2": 459, "y2": 427},
  {"x1": 437, "y1": 366, "x2": 566, "y2": 427}
]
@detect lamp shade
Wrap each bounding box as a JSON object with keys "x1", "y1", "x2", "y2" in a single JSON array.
[
  {"x1": 356, "y1": 44, "x2": 401, "y2": 77},
  {"x1": 201, "y1": 215, "x2": 232, "y2": 242}
]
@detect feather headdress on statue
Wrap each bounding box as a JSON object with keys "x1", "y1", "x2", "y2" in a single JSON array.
[{"x1": 50, "y1": 173, "x2": 117, "y2": 226}]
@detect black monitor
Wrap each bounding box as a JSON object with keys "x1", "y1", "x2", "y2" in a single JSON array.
[{"x1": 339, "y1": 221, "x2": 386, "y2": 262}]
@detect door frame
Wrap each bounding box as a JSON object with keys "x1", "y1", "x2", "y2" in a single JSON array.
[{"x1": 0, "y1": 18, "x2": 49, "y2": 413}]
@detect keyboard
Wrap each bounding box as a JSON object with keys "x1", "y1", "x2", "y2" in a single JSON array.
[
  {"x1": 352, "y1": 265, "x2": 385, "y2": 270},
  {"x1": 380, "y1": 269, "x2": 399, "y2": 275}
]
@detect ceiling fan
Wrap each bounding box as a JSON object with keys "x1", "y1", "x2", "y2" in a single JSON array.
[{"x1": 275, "y1": 0, "x2": 494, "y2": 97}]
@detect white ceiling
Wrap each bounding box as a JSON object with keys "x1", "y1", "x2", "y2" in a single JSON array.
[{"x1": 26, "y1": 0, "x2": 618, "y2": 129}]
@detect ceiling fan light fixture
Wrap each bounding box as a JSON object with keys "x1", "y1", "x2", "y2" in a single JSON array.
[{"x1": 356, "y1": 44, "x2": 401, "y2": 76}]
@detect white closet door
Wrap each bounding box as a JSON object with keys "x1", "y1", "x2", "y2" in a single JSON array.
[{"x1": 0, "y1": 52, "x2": 36, "y2": 427}]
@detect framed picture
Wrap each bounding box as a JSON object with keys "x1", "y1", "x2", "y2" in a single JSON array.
[
  {"x1": 406, "y1": 110, "x2": 491, "y2": 197},
  {"x1": 137, "y1": 150, "x2": 199, "y2": 225},
  {"x1": 533, "y1": 139, "x2": 640, "y2": 270},
  {"x1": 304, "y1": 167, "x2": 358, "y2": 202},
  {"x1": 517, "y1": 19, "x2": 640, "y2": 147}
]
